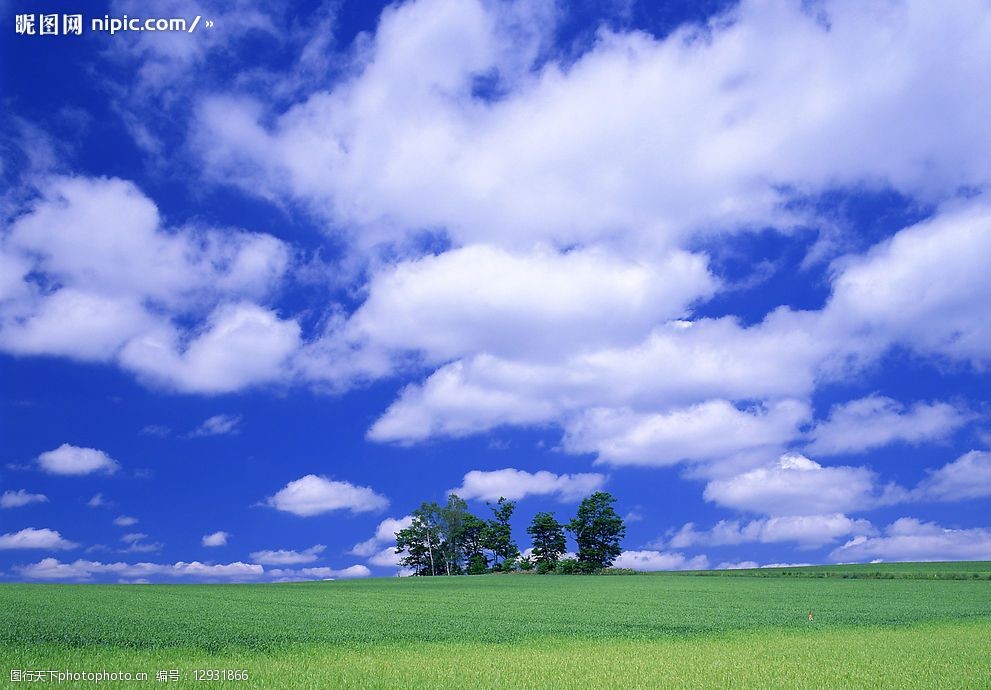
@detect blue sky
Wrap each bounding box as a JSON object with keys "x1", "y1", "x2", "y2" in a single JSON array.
[{"x1": 2, "y1": 0, "x2": 990, "y2": 582}]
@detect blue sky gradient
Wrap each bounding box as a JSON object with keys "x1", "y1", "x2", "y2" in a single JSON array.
[{"x1": 2, "y1": 0, "x2": 990, "y2": 581}]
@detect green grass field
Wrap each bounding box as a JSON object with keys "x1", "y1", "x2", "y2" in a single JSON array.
[{"x1": 2, "y1": 563, "x2": 990, "y2": 688}]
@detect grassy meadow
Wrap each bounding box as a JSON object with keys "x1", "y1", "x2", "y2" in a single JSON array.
[{"x1": 1, "y1": 563, "x2": 989, "y2": 688}]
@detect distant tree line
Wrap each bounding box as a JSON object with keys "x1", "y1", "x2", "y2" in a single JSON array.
[{"x1": 395, "y1": 491, "x2": 626, "y2": 575}]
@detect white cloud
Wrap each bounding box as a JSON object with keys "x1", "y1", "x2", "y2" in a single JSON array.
[
  {"x1": 269, "y1": 0, "x2": 991, "y2": 461},
  {"x1": 367, "y1": 547, "x2": 405, "y2": 568},
  {"x1": 119, "y1": 533, "x2": 163, "y2": 553},
  {"x1": 913, "y1": 450, "x2": 991, "y2": 502},
  {"x1": 87, "y1": 493, "x2": 106, "y2": 508},
  {"x1": 806, "y1": 395, "x2": 971, "y2": 455},
  {"x1": 702, "y1": 453, "x2": 900, "y2": 516},
  {"x1": 831, "y1": 518, "x2": 991, "y2": 562},
  {"x1": 189, "y1": 414, "x2": 242, "y2": 437},
  {"x1": 564, "y1": 399, "x2": 810, "y2": 467},
  {"x1": 350, "y1": 516, "x2": 413, "y2": 557},
  {"x1": 0, "y1": 490, "x2": 48, "y2": 508},
  {"x1": 16, "y1": 558, "x2": 264, "y2": 581},
  {"x1": 0, "y1": 528, "x2": 78, "y2": 550},
  {"x1": 119, "y1": 302, "x2": 301, "y2": 394},
  {"x1": 37, "y1": 444, "x2": 119, "y2": 476},
  {"x1": 0, "y1": 175, "x2": 295, "y2": 394},
  {"x1": 333, "y1": 244, "x2": 717, "y2": 368},
  {"x1": 716, "y1": 561, "x2": 812, "y2": 570},
  {"x1": 264, "y1": 475, "x2": 389, "y2": 517},
  {"x1": 668, "y1": 514, "x2": 875, "y2": 550},
  {"x1": 450, "y1": 468, "x2": 606, "y2": 502},
  {"x1": 267, "y1": 564, "x2": 371, "y2": 581},
  {"x1": 823, "y1": 200, "x2": 991, "y2": 365},
  {"x1": 113, "y1": 516, "x2": 138, "y2": 527},
  {"x1": 364, "y1": 312, "x2": 833, "y2": 447},
  {"x1": 612, "y1": 550, "x2": 709, "y2": 572},
  {"x1": 196, "y1": 0, "x2": 991, "y2": 251},
  {"x1": 201, "y1": 531, "x2": 229, "y2": 547},
  {"x1": 716, "y1": 561, "x2": 760, "y2": 570},
  {"x1": 250, "y1": 544, "x2": 326, "y2": 565}
]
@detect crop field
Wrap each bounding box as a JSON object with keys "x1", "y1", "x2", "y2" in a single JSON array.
[{"x1": 1, "y1": 563, "x2": 990, "y2": 689}]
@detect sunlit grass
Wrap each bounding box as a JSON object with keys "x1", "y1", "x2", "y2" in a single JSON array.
[{"x1": 1, "y1": 563, "x2": 989, "y2": 688}]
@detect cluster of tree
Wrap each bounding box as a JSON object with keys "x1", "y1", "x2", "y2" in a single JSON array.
[{"x1": 395, "y1": 491, "x2": 625, "y2": 576}]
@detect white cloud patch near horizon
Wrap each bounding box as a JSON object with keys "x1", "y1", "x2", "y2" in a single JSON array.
[
  {"x1": 612, "y1": 550, "x2": 709, "y2": 572},
  {"x1": 16, "y1": 558, "x2": 264, "y2": 581},
  {"x1": 249, "y1": 544, "x2": 326, "y2": 565},
  {"x1": 830, "y1": 518, "x2": 991, "y2": 563},
  {"x1": 350, "y1": 516, "x2": 413, "y2": 558},
  {"x1": 267, "y1": 564, "x2": 371, "y2": 581},
  {"x1": 702, "y1": 453, "x2": 903, "y2": 516},
  {"x1": 450, "y1": 468, "x2": 607, "y2": 503},
  {"x1": 667, "y1": 514, "x2": 876, "y2": 550}
]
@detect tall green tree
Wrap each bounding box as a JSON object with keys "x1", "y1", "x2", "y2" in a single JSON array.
[
  {"x1": 527, "y1": 511, "x2": 567, "y2": 569},
  {"x1": 439, "y1": 493, "x2": 471, "y2": 575},
  {"x1": 482, "y1": 496, "x2": 519, "y2": 569},
  {"x1": 395, "y1": 501, "x2": 443, "y2": 576},
  {"x1": 460, "y1": 512, "x2": 489, "y2": 574},
  {"x1": 568, "y1": 492, "x2": 625, "y2": 571}
]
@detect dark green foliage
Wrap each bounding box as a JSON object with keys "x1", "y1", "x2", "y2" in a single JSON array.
[
  {"x1": 568, "y1": 492, "x2": 625, "y2": 570},
  {"x1": 555, "y1": 558, "x2": 580, "y2": 575},
  {"x1": 518, "y1": 555, "x2": 534, "y2": 571},
  {"x1": 439, "y1": 494, "x2": 472, "y2": 576},
  {"x1": 466, "y1": 553, "x2": 489, "y2": 575},
  {"x1": 396, "y1": 502, "x2": 443, "y2": 576},
  {"x1": 527, "y1": 512, "x2": 567, "y2": 569},
  {"x1": 535, "y1": 560, "x2": 555, "y2": 575},
  {"x1": 460, "y1": 513, "x2": 489, "y2": 573},
  {"x1": 482, "y1": 497, "x2": 519, "y2": 568}
]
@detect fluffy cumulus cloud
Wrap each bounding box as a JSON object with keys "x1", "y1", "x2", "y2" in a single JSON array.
[
  {"x1": 201, "y1": 531, "x2": 229, "y2": 547},
  {"x1": 823, "y1": 200, "x2": 991, "y2": 365},
  {"x1": 331, "y1": 244, "x2": 718, "y2": 367},
  {"x1": 806, "y1": 395, "x2": 971, "y2": 456},
  {"x1": 0, "y1": 175, "x2": 296, "y2": 394},
  {"x1": 37, "y1": 444, "x2": 119, "y2": 476},
  {"x1": 0, "y1": 528, "x2": 78, "y2": 550},
  {"x1": 119, "y1": 302, "x2": 301, "y2": 394},
  {"x1": 831, "y1": 518, "x2": 991, "y2": 563},
  {"x1": 350, "y1": 516, "x2": 413, "y2": 558},
  {"x1": 668, "y1": 514, "x2": 875, "y2": 550},
  {"x1": 913, "y1": 450, "x2": 991, "y2": 502},
  {"x1": 16, "y1": 558, "x2": 264, "y2": 581},
  {"x1": 249, "y1": 544, "x2": 326, "y2": 565},
  {"x1": 0, "y1": 490, "x2": 48, "y2": 508},
  {"x1": 450, "y1": 468, "x2": 606, "y2": 502},
  {"x1": 564, "y1": 399, "x2": 810, "y2": 467},
  {"x1": 195, "y1": 0, "x2": 991, "y2": 248},
  {"x1": 263, "y1": 475, "x2": 389, "y2": 517},
  {"x1": 702, "y1": 453, "x2": 901, "y2": 516},
  {"x1": 612, "y1": 550, "x2": 709, "y2": 572}
]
